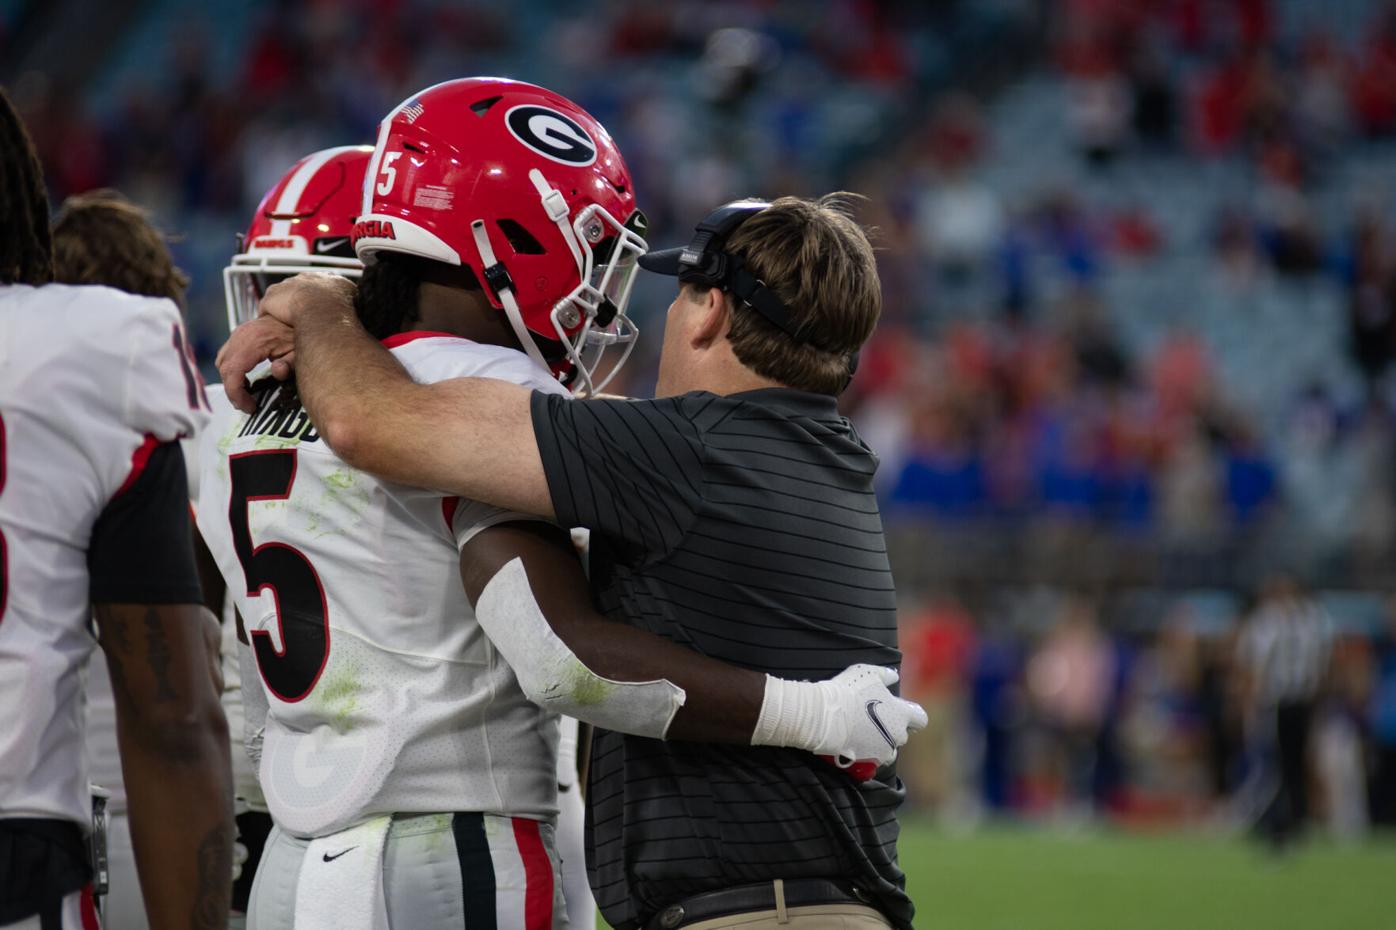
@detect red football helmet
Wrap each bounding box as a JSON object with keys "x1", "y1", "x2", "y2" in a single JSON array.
[
  {"x1": 354, "y1": 77, "x2": 648, "y2": 394},
  {"x1": 223, "y1": 145, "x2": 373, "y2": 332}
]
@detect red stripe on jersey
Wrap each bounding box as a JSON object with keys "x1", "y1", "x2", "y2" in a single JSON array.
[
  {"x1": 441, "y1": 496, "x2": 460, "y2": 534},
  {"x1": 512, "y1": 817, "x2": 554, "y2": 930},
  {"x1": 80, "y1": 882, "x2": 100, "y2": 930},
  {"x1": 380, "y1": 330, "x2": 463, "y2": 349},
  {"x1": 115, "y1": 434, "x2": 160, "y2": 497}
]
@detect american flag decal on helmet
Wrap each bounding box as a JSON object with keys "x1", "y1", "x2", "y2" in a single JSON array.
[{"x1": 400, "y1": 99, "x2": 425, "y2": 124}]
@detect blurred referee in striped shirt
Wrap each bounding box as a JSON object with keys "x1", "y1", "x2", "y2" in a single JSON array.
[
  {"x1": 1238, "y1": 574, "x2": 1334, "y2": 850},
  {"x1": 218, "y1": 194, "x2": 921, "y2": 929}
]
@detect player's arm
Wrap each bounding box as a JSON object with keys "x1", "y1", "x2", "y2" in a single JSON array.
[
  {"x1": 215, "y1": 274, "x2": 553, "y2": 516},
  {"x1": 461, "y1": 522, "x2": 927, "y2": 762},
  {"x1": 90, "y1": 442, "x2": 234, "y2": 930}
]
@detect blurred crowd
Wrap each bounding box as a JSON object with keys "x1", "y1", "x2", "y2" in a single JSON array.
[
  {"x1": 838, "y1": 0, "x2": 1396, "y2": 568},
  {"x1": 897, "y1": 578, "x2": 1396, "y2": 838}
]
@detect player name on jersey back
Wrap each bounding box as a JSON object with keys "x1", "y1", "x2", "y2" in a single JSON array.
[{"x1": 234, "y1": 386, "x2": 321, "y2": 445}]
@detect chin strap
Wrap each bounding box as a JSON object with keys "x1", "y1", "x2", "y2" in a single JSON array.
[
  {"x1": 530, "y1": 168, "x2": 585, "y2": 278},
  {"x1": 469, "y1": 218, "x2": 554, "y2": 377}
]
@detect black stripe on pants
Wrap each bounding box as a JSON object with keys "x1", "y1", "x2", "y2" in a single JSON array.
[{"x1": 452, "y1": 813, "x2": 497, "y2": 929}]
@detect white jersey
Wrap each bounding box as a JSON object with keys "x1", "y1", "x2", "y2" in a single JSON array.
[
  {"x1": 196, "y1": 333, "x2": 569, "y2": 837},
  {"x1": 0, "y1": 283, "x2": 208, "y2": 827},
  {"x1": 87, "y1": 390, "x2": 266, "y2": 814}
]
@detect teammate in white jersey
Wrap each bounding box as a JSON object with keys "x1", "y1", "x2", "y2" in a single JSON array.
[
  {"x1": 206, "y1": 79, "x2": 922, "y2": 930},
  {"x1": 0, "y1": 90, "x2": 234, "y2": 930},
  {"x1": 49, "y1": 189, "x2": 257, "y2": 930}
]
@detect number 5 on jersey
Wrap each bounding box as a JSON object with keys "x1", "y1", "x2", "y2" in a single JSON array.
[{"x1": 229, "y1": 449, "x2": 330, "y2": 702}]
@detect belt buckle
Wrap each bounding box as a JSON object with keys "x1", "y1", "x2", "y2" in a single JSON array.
[
  {"x1": 850, "y1": 885, "x2": 871, "y2": 905},
  {"x1": 658, "y1": 903, "x2": 686, "y2": 929}
]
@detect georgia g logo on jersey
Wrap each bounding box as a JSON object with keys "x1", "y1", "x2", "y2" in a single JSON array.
[{"x1": 505, "y1": 105, "x2": 597, "y2": 166}]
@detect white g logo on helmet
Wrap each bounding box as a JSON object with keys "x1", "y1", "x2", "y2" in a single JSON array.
[{"x1": 505, "y1": 104, "x2": 597, "y2": 166}]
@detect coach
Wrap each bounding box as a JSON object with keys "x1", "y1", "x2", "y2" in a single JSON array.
[{"x1": 219, "y1": 195, "x2": 913, "y2": 929}]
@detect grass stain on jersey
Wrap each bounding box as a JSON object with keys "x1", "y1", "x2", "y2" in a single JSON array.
[
  {"x1": 253, "y1": 432, "x2": 304, "y2": 450},
  {"x1": 324, "y1": 469, "x2": 355, "y2": 491},
  {"x1": 317, "y1": 667, "x2": 364, "y2": 734},
  {"x1": 308, "y1": 468, "x2": 371, "y2": 535},
  {"x1": 563, "y1": 657, "x2": 616, "y2": 705}
]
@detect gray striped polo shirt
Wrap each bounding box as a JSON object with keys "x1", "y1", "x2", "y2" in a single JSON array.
[{"x1": 530, "y1": 387, "x2": 911, "y2": 930}]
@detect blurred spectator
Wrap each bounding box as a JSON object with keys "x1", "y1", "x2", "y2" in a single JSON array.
[
  {"x1": 1370, "y1": 598, "x2": 1396, "y2": 825},
  {"x1": 968, "y1": 618, "x2": 1023, "y2": 814},
  {"x1": 899, "y1": 595, "x2": 977, "y2": 814},
  {"x1": 1069, "y1": 72, "x2": 1131, "y2": 167},
  {"x1": 1317, "y1": 632, "x2": 1373, "y2": 840},
  {"x1": 1198, "y1": 630, "x2": 1244, "y2": 803},
  {"x1": 1128, "y1": 42, "x2": 1176, "y2": 150},
  {"x1": 1027, "y1": 598, "x2": 1115, "y2": 815},
  {"x1": 1351, "y1": 19, "x2": 1396, "y2": 137},
  {"x1": 1343, "y1": 212, "x2": 1396, "y2": 386}
]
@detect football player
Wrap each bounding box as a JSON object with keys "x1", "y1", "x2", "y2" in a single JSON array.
[
  {"x1": 51, "y1": 189, "x2": 226, "y2": 930},
  {"x1": 199, "y1": 78, "x2": 920, "y2": 929},
  {"x1": 223, "y1": 142, "x2": 604, "y2": 929},
  {"x1": 0, "y1": 89, "x2": 234, "y2": 930}
]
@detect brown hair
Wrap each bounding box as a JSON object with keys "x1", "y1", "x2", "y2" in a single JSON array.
[
  {"x1": 708, "y1": 193, "x2": 881, "y2": 395},
  {"x1": 51, "y1": 189, "x2": 189, "y2": 306},
  {"x1": 0, "y1": 86, "x2": 53, "y2": 286}
]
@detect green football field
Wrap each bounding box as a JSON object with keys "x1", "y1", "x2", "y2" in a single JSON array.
[
  {"x1": 602, "y1": 820, "x2": 1396, "y2": 929},
  {"x1": 899, "y1": 819, "x2": 1396, "y2": 930}
]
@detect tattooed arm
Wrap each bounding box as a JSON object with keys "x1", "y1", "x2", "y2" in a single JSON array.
[
  {"x1": 87, "y1": 441, "x2": 233, "y2": 929},
  {"x1": 96, "y1": 603, "x2": 234, "y2": 930}
]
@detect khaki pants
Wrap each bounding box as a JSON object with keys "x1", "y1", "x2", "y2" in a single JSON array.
[{"x1": 676, "y1": 903, "x2": 891, "y2": 929}]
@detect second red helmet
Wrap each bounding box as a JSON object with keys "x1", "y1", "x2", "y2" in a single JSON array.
[{"x1": 224, "y1": 145, "x2": 373, "y2": 332}]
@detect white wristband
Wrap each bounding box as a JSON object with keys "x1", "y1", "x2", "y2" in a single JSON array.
[{"x1": 751, "y1": 675, "x2": 823, "y2": 752}]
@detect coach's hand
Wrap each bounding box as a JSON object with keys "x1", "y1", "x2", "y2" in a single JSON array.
[
  {"x1": 215, "y1": 273, "x2": 357, "y2": 413},
  {"x1": 216, "y1": 316, "x2": 295, "y2": 413},
  {"x1": 751, "y1": 664, "x2": 928, "y2": 769}
]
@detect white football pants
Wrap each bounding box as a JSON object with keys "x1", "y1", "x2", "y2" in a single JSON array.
[{"x1": 248, "y1": 813, "x2": 566, "y2": 930}]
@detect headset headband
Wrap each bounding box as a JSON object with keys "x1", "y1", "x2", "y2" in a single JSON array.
[{"x1": 637, "y1": 199, "x2": 860, "y2": 386}]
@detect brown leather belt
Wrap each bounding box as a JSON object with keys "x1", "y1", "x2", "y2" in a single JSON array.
[{"x1": 641, "y1": 878, "x2": 879, "y2": 929}]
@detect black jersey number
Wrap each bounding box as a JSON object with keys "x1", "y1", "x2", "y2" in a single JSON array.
[{"x1": 229, "y1": 449, "x2": 329, "y2": 702}]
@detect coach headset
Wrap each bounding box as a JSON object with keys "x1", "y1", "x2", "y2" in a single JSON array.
[{"x1": 637, "y1": 200, "x2": 859, "y2": 392}]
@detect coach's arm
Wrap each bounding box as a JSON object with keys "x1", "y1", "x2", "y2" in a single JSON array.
[{"x1": 216, "y1": 274, "x2": 554, "y2": 518}]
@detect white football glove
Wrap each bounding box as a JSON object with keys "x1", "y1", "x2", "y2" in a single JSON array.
[{"x1": 751, "y1": 664, "x2": 928, "y2": 768}]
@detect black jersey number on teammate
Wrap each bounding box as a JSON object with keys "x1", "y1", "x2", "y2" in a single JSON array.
[{"x1": 228, "y1": 449, "x2": 330, "y2": 702}]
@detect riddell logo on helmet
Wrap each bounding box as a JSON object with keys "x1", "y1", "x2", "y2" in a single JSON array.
[
  {"x1": 251, "y1": 237, "x2": 299, "y2": 249},
  {"x1": 352, "y1": 220, "x2": 396, "y2": 241}
]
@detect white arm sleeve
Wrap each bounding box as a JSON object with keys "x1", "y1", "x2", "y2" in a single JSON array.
[{"x1": 475, "y1": 558, "x2": 686, "y2": 739}]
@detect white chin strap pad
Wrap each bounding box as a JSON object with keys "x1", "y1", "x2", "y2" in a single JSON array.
[
  {"x1": 475, "y1": 558, "x2": 686, "y2": 739},
  {"x1": 470, "y1": 218, "x2": 554, "y2": 377}
]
